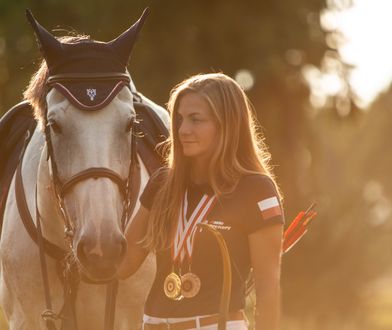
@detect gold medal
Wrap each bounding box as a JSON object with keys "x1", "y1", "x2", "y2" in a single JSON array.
[
  {"x1": 164, "y1": 272, "x2": 183, "y2": 300},
  {"x1": 181, "y1": 272, "x2": 201, "y2": 298}
]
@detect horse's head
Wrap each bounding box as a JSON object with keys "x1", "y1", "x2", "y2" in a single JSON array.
[{"x1": 26, "y1": 10, "x2": 148, "y2": 281}]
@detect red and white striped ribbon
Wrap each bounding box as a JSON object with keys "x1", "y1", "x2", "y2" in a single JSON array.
[{"x1": 172, "y1": 191, "x2": 216, "y2": 263}]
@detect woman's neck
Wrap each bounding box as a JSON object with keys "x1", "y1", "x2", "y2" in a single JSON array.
[{"x1": 190, "y1": 158, "x2": 209, "y2": 184}]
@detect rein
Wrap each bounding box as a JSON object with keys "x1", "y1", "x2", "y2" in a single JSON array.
[
  {"x1": 15, "y1": 72, "x2": 141, "y2": 330},
  {"x1": 197, "y1": 223, "x2": 232, "y2": 330}
]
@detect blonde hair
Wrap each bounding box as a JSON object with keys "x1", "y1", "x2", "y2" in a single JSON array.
[{"x1": 144, "y1": 73, "x2": 280, "y2": 251}]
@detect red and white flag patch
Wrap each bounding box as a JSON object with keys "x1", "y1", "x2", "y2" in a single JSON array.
[{"x1": 257, "y1": 196, "x2": 282, "y2": 220}]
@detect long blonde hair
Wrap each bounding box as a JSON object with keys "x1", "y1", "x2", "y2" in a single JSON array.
[{"x1": 144, "y1": 73, "x2": 280, "y2": 251}]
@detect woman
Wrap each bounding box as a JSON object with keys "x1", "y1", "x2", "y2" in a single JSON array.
[{"x1": 118, "y1": 73, "x2": 284, "y2": 330}]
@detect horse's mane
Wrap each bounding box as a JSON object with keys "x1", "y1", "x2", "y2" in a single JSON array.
[{"x1": 24, "y1": 35, "x2": 91, "y2": 127}]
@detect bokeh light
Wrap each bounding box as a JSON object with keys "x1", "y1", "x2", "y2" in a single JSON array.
[
  {"x1": 309, "y1": 0, "x2": 392, "y2": 108},
  {"x1": 234, "y1": 69, "x2": 255, "y2": 91}
]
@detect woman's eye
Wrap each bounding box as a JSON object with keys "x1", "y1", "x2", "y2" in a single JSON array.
[
  {"x1": 47, "y1": 121, "x2": 62, "y2": 134},
  {"x1": 191, "y1": 117, "x2": 202, "y2": 123}
]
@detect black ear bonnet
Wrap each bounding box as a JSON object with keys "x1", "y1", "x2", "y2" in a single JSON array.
[{"x1": 26, "y1": 8, "x2": 149, "y2": 110}]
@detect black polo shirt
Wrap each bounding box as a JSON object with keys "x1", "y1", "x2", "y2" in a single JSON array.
[{"x1": 140, "y1": 168, "x2": 284, "y2": 317}]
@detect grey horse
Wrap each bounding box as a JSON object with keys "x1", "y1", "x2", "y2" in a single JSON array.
[{"x1": 0, "y1": 9, "x2": 168, "y2": 330}]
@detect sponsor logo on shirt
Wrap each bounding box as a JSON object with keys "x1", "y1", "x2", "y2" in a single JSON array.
[
  {"x1": 208, "y1": 220, "x2": 232, "y2": 231},
  {"x1": 257, "y1": 196, "x2": 282, "y2": 220}
]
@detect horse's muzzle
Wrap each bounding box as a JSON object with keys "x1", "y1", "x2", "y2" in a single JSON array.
[{"x1": 76, "y1": 234, "x2": 127, "y2": 281}]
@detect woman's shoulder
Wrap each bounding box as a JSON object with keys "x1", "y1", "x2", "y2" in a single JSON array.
[
  {"x1": 237, "y1": 173, "x2": 278, "y2": 193},
  {"x1": 231, "y1": 173, "x2": 281, "y2": 205},
  {"x1": 220, "y1": 173, "x2": 284, "y2": 234}
]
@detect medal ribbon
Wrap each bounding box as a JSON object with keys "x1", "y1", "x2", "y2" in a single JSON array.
[{"x1": 172, "y1": 191, "x2": 216, "y2": 263}]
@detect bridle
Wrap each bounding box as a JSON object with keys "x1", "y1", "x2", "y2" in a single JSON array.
[
  {"x1": 15, "y1": 71, "x2": 142, "y2": 330},
  {"x1": 19, "y1": 7, "x2": 153, "y2": 329},
  {"x1": 44, "y1": 72, "x2": 141, "y2": 244},
  {"x1": 46, "y1": 72, "x2": 131, "y2": 84}
]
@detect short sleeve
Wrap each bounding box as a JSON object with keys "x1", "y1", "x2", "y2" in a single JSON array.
[
  {"x1": 139, "y1": 167, "x2": 168, "y2": 210},
  {"x1": 237, "y1": 175, "x2": 285, "y2": 234}
]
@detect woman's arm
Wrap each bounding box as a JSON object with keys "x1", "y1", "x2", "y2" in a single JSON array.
[
  {"x1": 117, "y1": 205, "x2": 150, "y2": 279},
  {"x1": 249, "y1": 224, "x2": 283, "y2": 330}
]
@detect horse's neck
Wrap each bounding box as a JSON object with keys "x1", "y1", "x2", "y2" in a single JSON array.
[{"x1": 22, "y1": 127, "x2": 67, "y2": 248}]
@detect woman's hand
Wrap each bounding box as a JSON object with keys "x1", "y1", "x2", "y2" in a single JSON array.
[
  {"x1": 249, "y1": 224, "x2": 283, "y2": 330},
  {"x1": 117, "y1": 205, "x2": 150, "y2": 279}
]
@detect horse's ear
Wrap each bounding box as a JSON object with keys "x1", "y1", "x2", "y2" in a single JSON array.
[
  {"x1": 25, "y1": 9, "x2": 62, "y2": 66},
  {"x1": 107, "y1": 8, "x2": 150, "y2": 65}
]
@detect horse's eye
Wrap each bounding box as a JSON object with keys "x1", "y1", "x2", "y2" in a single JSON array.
[{"x1": 47, "y1": 120, "x2": 62, "y2": 134}]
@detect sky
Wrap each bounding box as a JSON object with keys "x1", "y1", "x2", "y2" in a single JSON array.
[{"x1": 304, "y1": 0, "x2": 392, "y2": 110}]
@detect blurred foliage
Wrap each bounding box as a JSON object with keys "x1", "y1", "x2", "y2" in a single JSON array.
[{"x1": 0, "y1": 0, "x2": 391, "y2": 329}]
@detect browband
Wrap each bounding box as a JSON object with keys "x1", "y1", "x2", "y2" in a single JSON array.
[
  {"x1": 51, "y1": 82, "x2": 128, "y2": 111},
  {"x1": 46, "y1": 72, "x2": 130, "y2": 85},
  {"x1": 46, "y1": 72, "x2": 131, "y2": 111}
]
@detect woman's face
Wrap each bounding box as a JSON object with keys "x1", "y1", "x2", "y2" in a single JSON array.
[{"x1": 177, "y1": 92, "x2": 219, "y2": 163}]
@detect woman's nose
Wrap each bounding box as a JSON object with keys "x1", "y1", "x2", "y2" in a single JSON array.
[{"x1": 178, "y1": 120, "x2": 191, "y2": 135}]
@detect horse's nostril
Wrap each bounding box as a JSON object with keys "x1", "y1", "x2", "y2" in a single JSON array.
[
  {"x1": 76, "y1": 235, "x2": 127, "y2": 267},
  {"x1": 75, "y1": 235, "x2": 127, "y2": 280}
]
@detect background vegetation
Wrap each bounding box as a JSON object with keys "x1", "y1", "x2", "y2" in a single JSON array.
[{"x1": 1, "y1": 0, "x2": 391, "y2": 329}]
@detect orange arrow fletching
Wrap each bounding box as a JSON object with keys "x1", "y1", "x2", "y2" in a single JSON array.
[
  {"x1": 284, "y1": 211, "x2": 305, "y2": 239},
  {"x1": 283, "y1": 203, "x2": 317, "y2": 253}
]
